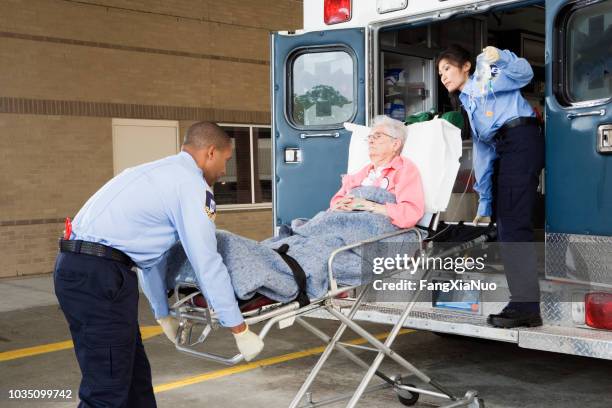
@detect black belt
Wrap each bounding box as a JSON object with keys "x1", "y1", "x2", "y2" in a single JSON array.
[
  {"x1": 59, "y1": 239, "x2": 134, "y2": 267},
  {"x1": 274, "y1": 244, "x2": 310, "y2": 307},
  {"x1": 496, "y1": 116, "x2": 540, "y2": 140}
]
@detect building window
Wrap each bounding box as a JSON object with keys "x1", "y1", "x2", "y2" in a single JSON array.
[
  {"x1": 214, "y1": 124, "x2": 272, "y2": 207},
  {"x1": 253, "y1": 127, "x2": 272, "y2": 203}
]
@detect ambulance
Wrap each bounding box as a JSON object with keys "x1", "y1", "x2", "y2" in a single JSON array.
[{"x1": 270, "y1": 0, "x2": 612, "y2": 359}]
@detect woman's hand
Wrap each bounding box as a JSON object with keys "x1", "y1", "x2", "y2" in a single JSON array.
[
  {"x1": 473, "y1": 215, "x2": 491, "y2": 225},
  {"x1": 482, "y1": 46, "x2": 500, "y2": 63},
  {"x1": 332, "y1": 196, "x2": 370, "y2": 212},
  {"x1": 333, "y1": 196, "x2": 388, "y2": 215},
  {"x1": 331, "y1": 196, "x2": 354, "y2": 212},
  {"x1": 348, "y1": 197, "x2": 374, "y2": 211}
]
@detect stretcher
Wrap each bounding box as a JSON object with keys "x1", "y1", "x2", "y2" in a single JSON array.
[{"x1": 170, "y1": 119, "x2": 489, "y2": 407}]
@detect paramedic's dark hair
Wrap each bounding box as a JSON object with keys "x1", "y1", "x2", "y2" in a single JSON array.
[
  {"x1": 183, "y1": 122, "x2": 231, "y2": 150},
  {"x1": 437, "y1": 44, "x2": 474, "y2": 140},
  {"x1": 436, "y1": 44, "x2": 473, "y2": 73}
]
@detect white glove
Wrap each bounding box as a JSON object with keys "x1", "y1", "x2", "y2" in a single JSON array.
[
  {"x1": 157, "y1": 316, "x2": 179, "y2": 344},
  {"x1": 482, "y1": 46, "x2": 500, "y2": 63},
  {"x1": 473, "y1": 215, "x2": 492, "y2": 225},
  {"x1": 233, "y1": 325, "x2": 264, "y2": 362}
]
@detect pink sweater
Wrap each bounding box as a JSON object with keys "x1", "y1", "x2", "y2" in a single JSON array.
[{"x1": 330, "y1": 156, "x2": 425, "y2": 228}]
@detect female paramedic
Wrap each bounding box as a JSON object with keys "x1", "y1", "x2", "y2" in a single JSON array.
[{"x1": 437, "y1": 44, "x2": 544, "y2": 329}]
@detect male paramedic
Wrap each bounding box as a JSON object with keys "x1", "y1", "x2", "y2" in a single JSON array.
[{"x1": 54, "y1": 121, "x2": 264, "y2": 408}]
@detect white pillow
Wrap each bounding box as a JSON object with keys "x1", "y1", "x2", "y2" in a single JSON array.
[
  {"x1": 344, "y1": 119, "x2": 462, "y2": 213},
  {"x1": 344, "y1": 122, "x2": 371, "y2": 174},
  {"x1": 402, "y1": 119, "x2": 462, "y2": 213}
]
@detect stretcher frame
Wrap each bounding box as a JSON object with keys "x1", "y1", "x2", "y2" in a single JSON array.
[{"x1": 170, "y1": 218, "x2": 486, "y2": 408}]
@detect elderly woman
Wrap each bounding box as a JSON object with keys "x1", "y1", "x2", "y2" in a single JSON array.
[
  {"x1": 330, "y1": 115, "x2": 425, "y2": 229},
  {"x1": 165, "y1": 116, "x2": 426, "y2": 335}
]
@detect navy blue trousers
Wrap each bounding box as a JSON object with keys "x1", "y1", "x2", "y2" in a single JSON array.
[
  {"x1": 494, "y1": 123, "x2": 545, "y2": 303},
  {"x1": 54, "y1": 252, "x2": 157, "y2": 408}
]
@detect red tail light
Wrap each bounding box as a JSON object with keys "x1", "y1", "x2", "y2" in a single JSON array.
[
  {"x1": 585, "y1": 292, "x2": 612, "y2": 330},
  {"x1": 324, "y1": 0, "x2": 351, "y2": 25}
]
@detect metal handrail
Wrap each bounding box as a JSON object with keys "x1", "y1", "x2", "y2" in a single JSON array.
[{"x1": 327, "y1": 227, "x2": 424, "y2": 292}]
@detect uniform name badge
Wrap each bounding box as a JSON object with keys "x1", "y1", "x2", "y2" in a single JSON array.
[{"x1": 205, "y1": 190, "x2": 217, "y2": 221}]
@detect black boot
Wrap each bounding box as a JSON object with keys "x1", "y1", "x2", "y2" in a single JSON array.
[{"x1": 487, "y1": 302, "x2": 542, "y2": 328}]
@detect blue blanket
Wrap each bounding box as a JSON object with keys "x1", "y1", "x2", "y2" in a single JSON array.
[{"x1": 167, "y1": 187, "x2": 420, "y2": 303}]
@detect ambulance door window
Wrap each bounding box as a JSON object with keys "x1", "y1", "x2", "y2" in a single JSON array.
[
  {"x1": 564, "y1": 1, "x2": 611, "y2": 103},
  {"x1": 289, "y1": 49, "x2": 355, "y2": 127}
]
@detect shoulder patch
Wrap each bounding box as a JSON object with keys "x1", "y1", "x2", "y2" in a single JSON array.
[{"x1": 490, "y1": 64, "x2": 500, "y2": 78}]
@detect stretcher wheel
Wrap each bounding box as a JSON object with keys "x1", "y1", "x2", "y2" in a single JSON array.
[{"x1": 395, "y1": 381, "x2": 419, "y2": 406}]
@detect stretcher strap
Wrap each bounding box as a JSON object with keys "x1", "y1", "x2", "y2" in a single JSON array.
[{"x1": 274, "y1": 244, "x2": 310, "y2": 308}]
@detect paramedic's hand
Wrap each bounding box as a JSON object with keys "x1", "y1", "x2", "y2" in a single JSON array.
[
  {"x1": 157, "y1": 316, "x2": 179, "y2": 344},
  {"x1": 482, "y1": 46, "x2": 500, "y2": 63},
  {"x1": 473, "y1": 215, "x2": 491, "y2": 225},
  {"x1": 233, "y1": 324, "x2": 264, "y2": 362}
]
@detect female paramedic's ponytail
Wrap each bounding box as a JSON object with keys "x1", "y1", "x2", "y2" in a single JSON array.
[{"x1": 436, "y1": 44, "x2": 474, "y2": 140}]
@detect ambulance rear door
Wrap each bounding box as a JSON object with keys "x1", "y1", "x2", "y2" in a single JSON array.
[
  {"x1": 545, "y1": 0, "x2": 612, "y2": 286},
  {"x1": 545, "y1": 0, "x2": 612, "y2": 236},
  {"x1": 271, "y1": 28, "x2": 366, "y2": 228}
]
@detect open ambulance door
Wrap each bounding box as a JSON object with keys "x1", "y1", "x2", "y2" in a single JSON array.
[
  {"x1": 271, "y1": 28, "x2": 366, "y2": 228},
  {"x1": 545, "y1": 0, "x2": 612, "y2": 283}
]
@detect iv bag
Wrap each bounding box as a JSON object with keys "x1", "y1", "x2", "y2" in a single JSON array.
[{"x1": 473, "y1": 52, "x2": 492, "y2": 96}]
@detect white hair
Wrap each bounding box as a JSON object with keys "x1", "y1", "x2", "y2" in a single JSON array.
[{"x1": 371, "y1": 115, "x2": 407, "y2": 145}]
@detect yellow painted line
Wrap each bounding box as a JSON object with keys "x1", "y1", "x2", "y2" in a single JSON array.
[
  {"x1": 154, "y1": 329, "x2": 415, "y2": 394},
  {"x1": 0, "y1": 340, "x2": 75, "y2": 362},
  {"x1": 141, "y1": 326, "x2": 164, "y2": 340},
  {"x1": 0, "y1": 325, "x2": 163, "y2": 362}
]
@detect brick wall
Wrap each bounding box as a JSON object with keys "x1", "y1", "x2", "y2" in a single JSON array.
[
  {"x1": 0, "y1": 115, "x2": 113, "y2": 221},
  {"x1": 0, "y1": 0, "x2": 301, "y2": 277},
  {"x1": 0, "y1": 223, "x2": 62, "y2": 278}
]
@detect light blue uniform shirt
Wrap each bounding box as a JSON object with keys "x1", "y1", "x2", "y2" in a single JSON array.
[
  {"x1": 459, "y1": 49, "x2": 535, "y2": 216},
  {"x1": 71, "y1": 151, "x2": 243, "y2": 327}
]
